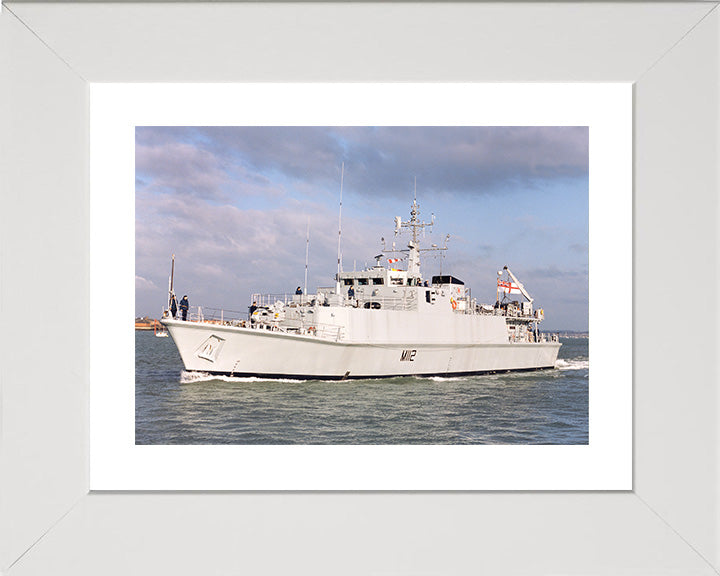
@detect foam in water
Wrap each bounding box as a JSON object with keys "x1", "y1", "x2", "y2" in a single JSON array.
[
  {"x1": 180, "y1": 371, "x2": 305, "y2": 384},
  {"x1": 555, "y1": 358, "x2": 589, "y2": 371}
]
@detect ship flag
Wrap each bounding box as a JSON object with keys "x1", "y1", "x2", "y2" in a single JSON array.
[
  {"x1": 387, "y1": 258, "x2": 402, "y2": 264},
  {"x1": 497, "y1": 279, "x2": 522, "y2": 294}
]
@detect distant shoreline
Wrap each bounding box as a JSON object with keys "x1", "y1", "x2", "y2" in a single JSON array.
[{"x1": 135, "y1": 317, "x2": 161, "y2": 330}]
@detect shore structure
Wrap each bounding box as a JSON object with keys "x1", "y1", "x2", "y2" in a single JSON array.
[
  {"x1": 161, "y1": 197, "x2": 561, "y2": 379},
  {"x1": 135, "y1": 317, "x2": 161, "y2": 331}
]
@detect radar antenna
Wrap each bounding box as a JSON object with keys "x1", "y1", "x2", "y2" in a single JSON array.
[{"x1": 386, "y1": 184, "x2": 447, "y2": 278}]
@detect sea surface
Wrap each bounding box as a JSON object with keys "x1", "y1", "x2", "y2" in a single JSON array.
[{"x1": 136, "y1": 331, "x2": 588, "y2": 445}]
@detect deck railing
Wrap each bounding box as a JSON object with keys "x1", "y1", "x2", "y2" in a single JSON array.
[
  {"x1": 165, "y1": 305, "x2": 346, "y2": 341},
  {"x1": 251, "y1": 293, "x2": 312, "y2": 307}
]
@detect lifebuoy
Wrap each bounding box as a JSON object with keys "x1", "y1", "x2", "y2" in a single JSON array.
[{"x1": 450, "y1": 298, "x2": 457, "y2": 310}]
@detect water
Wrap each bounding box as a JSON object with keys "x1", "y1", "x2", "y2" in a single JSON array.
[{"x1": 136, "y1": 332, "x2": 588, "y2": 445}]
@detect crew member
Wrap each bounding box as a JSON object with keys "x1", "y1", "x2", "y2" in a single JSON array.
[
  {"x1": 295, "y1": 286, "x2": 303, "y2": 295},
  {"x1": 179, "y1": 295, "x2": 189, "y2": 321},
  {"x1": 249, "y1": 301, "x2": 258, "y2": 321},
  {"x1": 170, "y1": 294, "x2": 178, "y2": 318}
]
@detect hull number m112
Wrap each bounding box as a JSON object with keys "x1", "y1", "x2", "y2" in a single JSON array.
[{"x1": 400, "y1": 349, "x2": 417, "y2": 362}]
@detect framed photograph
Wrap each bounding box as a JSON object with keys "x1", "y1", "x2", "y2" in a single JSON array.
[
  {"x1": 91, "y1": 83, "x2": 631, "y2": 490},
  {"x1": 2, "y1": 2, "x2": 718, "y2": 574}
]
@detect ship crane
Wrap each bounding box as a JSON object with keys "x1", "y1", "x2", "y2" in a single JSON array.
[{"x1": 503, "y1": 265, "x2": 534, "y2": 303}]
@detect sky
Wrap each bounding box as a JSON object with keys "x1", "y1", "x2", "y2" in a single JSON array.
[{"x1": 135, "y1": 127, "x2": 588, "y2": 331}]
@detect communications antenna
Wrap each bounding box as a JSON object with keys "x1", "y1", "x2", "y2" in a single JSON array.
[
  {"x1": 335, "y1": 162, "x2": 344, "y2": 295},
  {"x1": 303, "y1": 219, "x2": 310, "y2": 302}
]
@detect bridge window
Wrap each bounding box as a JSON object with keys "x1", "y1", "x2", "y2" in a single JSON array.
[
  {"x1": 358, "y1": 278, "x2": 369, "y2": 285},
  {"x1": 343, "y1": 278, "x2": 354, "y2": 286},
  {"x1": 372, "y1": 278, "x2": 384, "y2": 285}
]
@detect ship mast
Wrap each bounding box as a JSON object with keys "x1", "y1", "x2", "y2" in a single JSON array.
[
  {"x1": 392, "y1": 186, "x2": 437, "y2": 279},
  {"x1": 406, "y1": 197, "x2": 422, "y2": 277},
  {"x1": 167, "y1": 254, "x2": 175, "y2": 311}
]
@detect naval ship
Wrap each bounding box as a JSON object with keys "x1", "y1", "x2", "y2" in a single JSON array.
[{"x1": 161, "y1": 198, "x2": 561, "y2": 379}]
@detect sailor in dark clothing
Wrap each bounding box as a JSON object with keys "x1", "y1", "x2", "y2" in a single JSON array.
[
  {"x1": 170, "y1": 294, "x2": 178, "y2": 318},
  {"x1": 347, "y1": 285, "x2": 355, "y2": 300},
  {"x1": 179, "y1": 295, "x2": 189, "y2": 321},
  {"x1": 249, "y1": 301, "x2": 258, "y2": 321},
  {"x1": 295, "y1": 286, "x2": 303, "y2": 295}
]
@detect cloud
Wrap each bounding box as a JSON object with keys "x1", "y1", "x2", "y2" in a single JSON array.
[
  {"x1": 333, "y1": 126, "x2": 588, "y2": 196},
  {"x1": 526, "y1": 265, "x2": 588, "y2": 280},
  {"x1": 201, "y1": 126, "x2": 343, "y2": 184},
  {"x1": 135, "y1": 132, "x2": 287, "y2": 202},
  {"x1": 135, "y1": 140, "x2": 229, "y2": 200},
  {"x1": 135, "y1": 192, "x2": 346, "y2": 313},
  {"x1": 135, "y1": 275, "x2": 157, "y2": 291},
  {"x1": 136, "y1": 126, "x2": 588, "y2": 201}
]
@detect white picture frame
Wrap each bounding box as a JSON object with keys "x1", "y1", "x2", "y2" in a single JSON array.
[
  {"x1": 2, "y1": 2, "x2": 718, "y2": 574},
  {"x1": 91, "y1": 82, "x2": 630, "y2": 491}
]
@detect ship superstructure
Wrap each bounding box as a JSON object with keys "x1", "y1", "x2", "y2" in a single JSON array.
[{"x1": 161, "y1": 197, "x2": 561, "y2": 379}]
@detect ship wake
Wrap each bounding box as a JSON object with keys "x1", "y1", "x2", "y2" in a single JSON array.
[
  {"x1": 555, "y1": 359, "x2": 589, "y2": 371},
  {"x1": 180, "y1": 371, "x2": 305, "y2": 384}
]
